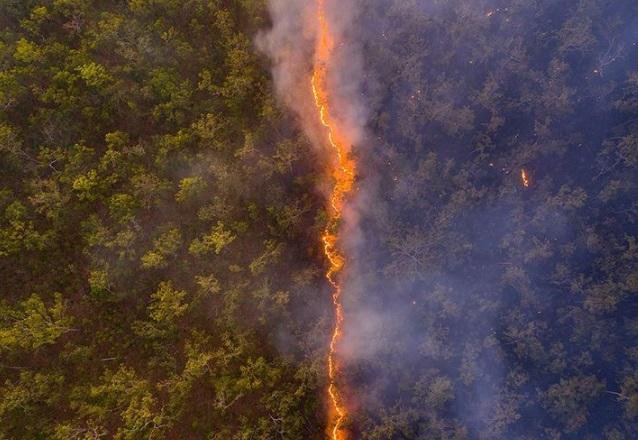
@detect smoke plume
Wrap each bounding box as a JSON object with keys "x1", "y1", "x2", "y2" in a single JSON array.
[
  {"x1": 260, "y1": 0, "x2": 638, "y2": 438},
  {"x1": 257, "y1": 0, "x2": 367, "y2": 152}
]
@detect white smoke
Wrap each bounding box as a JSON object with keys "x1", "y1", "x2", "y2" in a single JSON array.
[
  {"x1": 256, "y1": 0, "x2": 368, "y2": 150},
  {"x1": 256, "y1": 0, "x2": 372, "y2": 422}
]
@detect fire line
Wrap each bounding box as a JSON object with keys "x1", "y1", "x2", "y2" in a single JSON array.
[{"x1": 311, "y1": 1, "x2": 356, "y2": 439}]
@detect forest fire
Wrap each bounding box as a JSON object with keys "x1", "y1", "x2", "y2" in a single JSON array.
[
  {"x1": 521, "y1": 169, "x2": 530, "y2": 188},
  {"x1": 312, "y1": 0, "x2": 356, "y2": 439}
]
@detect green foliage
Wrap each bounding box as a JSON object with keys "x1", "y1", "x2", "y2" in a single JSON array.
[
  {"x1": 141, "y1": 228, "x2": 182, "y2": 269},
  {"x1": 14, "y1": 38, "x2": 42, "y2": 63},
  {"x1": 0, "y1": 371, "x2": 64, "y2": 436},
  {"x1": 175, "y1": 176, "x2": 205, "y2": 203},
  {"x1": 0, "y1": 1, "x2": 323, "y2": 438},
  {"x1": 148, "y1": 281, "x2": 188, "y2": 324},
  {"x1": 189, "y1": 221, "x2": 236, "y2": 255},
  {"x1": 77, "y1": 63, "x2": 112, "y2": 88},
  {"x1": 0, "y1": 293, "x2": 72, "y2": 352}
]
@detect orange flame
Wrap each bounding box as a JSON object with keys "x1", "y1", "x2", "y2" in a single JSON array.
[
  {"x1": 521, "y1": 169, "x2": 530, "y2": 188},
  {"x1": 311, "y1": 1, "x2": 355, "y2": 439}
]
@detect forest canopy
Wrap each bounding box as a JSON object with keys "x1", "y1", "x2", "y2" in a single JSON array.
[
  {"x1": 1, "y1": 1, "x2": 326, "y2": 438},
  {"x1": 1, "y1": 0, "x2": 638, "y2": 439}
]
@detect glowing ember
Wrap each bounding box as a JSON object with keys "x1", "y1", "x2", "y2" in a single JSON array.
[
  {"x1": 311, "y1": 1, "x2": 355, "y2": 439},
  {"x1": 521, "y1": 169, "x2": 530, "y2": 188}
]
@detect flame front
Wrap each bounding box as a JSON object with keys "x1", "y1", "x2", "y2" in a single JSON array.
[{"x1": 312, "y1": 1, "x2": 355, "y2": 439}]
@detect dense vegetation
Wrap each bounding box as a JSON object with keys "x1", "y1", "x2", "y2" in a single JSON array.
[
  {"x1": 2, "y1": 0, "x2": 638, "y2": 439},
  {"x1": 0, "y1": 1, "x2": 328, "y2": 438}
]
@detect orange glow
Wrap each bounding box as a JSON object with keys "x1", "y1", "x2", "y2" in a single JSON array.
[
  {"x1": 311, "y1": 1, "x2": 355, "y2": 439},
  {"x1": 521, "y1": 169, "x2": 530, "y2": 188}
]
